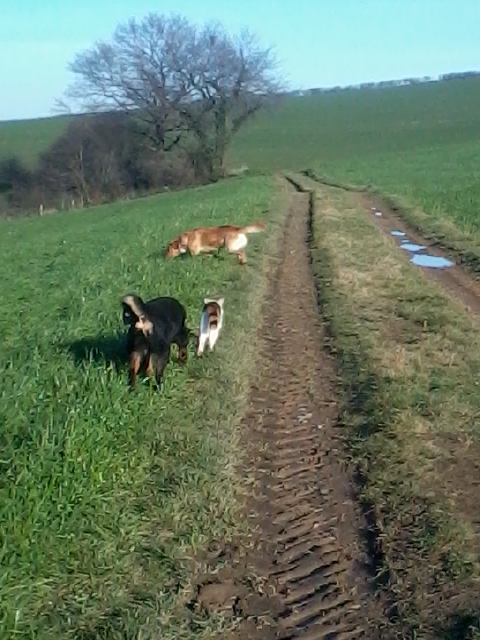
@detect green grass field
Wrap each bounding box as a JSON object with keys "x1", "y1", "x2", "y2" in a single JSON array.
[
  {"x1": 0, "y1": 115, "x2": 72, "y2": 167},
  {"x1": 3, "y1": 74, "x2": 480, "y2": 639},
  {"x1": 0, "y1": 175, "x2": 288, "y2": 638},
  {"x1": 3, "y1": 76, "x2": 480, "y2": 243},
  {"x1": 238, "y1": 77, "x2": 480, "y2": 269},
  {"x1": 232, "y1": 79, "x2": 480, "y2": 172}
]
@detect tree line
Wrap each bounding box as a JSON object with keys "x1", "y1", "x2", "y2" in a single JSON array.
[
  {"x1": 290, "y1": 70, "x2": 480, "y2": 96},
  {"x1": 0, "y1": 13, "x2": 281, "y2": 217}
]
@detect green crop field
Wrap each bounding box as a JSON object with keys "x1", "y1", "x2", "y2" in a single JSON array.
[
  {"x1": 0, "y1": 115, "x2": 72, "y2": 167},
  {"x1": 3, "y1": 77, "x2": 480, "y2": 242},
  {"x1": 3, "y1": 74, "x2": 480, "y2": 639},
  {"x1": 0, "y1": 174, "x2": 287, "y2": 638},
  {"x1": 232, "y1": 79, "x2": 480, "y2": 172},
  {"x1": 235, "y1": 77, "x2": 480, "y2": 267}
]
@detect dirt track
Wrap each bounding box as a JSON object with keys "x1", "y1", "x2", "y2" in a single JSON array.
[
  {"x1": 202, "y1": 185, "x2": 384, "y2": 639},
  {"x1": 193, "y1": 176, "x2": 480, "y2": 638},
  {"x1": 361, "y1": 192, "x2": 480, "y2": 318},
  {"x1": 246, "y1": 189, "x2": 373, "y2": 638},
  {"x1": 189, "y1": 178, "x2": 480, "y2": 640}
]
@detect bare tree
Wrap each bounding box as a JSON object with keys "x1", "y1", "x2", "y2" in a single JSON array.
[
  {"x1": 36, "y1": 111, "x2": 196, "y2": 210},
  {"x1": 58, "y1": 13, "x2": 283, "y2": 180}
]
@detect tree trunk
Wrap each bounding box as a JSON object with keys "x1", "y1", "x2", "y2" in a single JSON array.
[{"x1": 213, "y1": 100, "x2": 228, "y2": 179}]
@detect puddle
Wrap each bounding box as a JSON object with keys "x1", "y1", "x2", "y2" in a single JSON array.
[
  {"x1": 371, "y1": 204, "x2": 454, "y2": 270},
  {"x1": 400, "y1": 242, "x2": 426, "y2": 252},
  {"x1": 411, "y1": 254, "x2": 453, "y2": 269}
]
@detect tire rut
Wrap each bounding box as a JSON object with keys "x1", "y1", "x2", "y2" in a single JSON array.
[
  {"x1": 299, "y1": 170, "x2": 480, "y2": 319},
  {"x1": 360, "y1": 192, "x2": 480, "y2": 318},
  {"x1": 241, "y1": 187, "x2": 381, "y2": 639}
]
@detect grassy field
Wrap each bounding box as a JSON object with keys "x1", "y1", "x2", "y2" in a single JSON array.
[
  {"x1": 304, "y1": 178, "x2": 480, "y2": 638},
  {"x1": 0, "y1": 115, "x2": 71, "y2": 167},
  {"x1": 233, "y1": 79, "x2": 480, "y2": 171},
  {"x1": 232, "y1": 78, "x2": 480, "y2": 256},
  {"x1": 0, "y1": 174, "x2": 288, "y2": 639},
  {"x1": 3, "y1": 73, "x2": 480, "y2": 639},
  {"x1": 3, "y1": 77, "x2": 480, "y2": 249}
]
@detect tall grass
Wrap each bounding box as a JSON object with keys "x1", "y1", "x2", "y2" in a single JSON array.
[{"x1": 0, "y1": 175, "x2": 286, "y2": 639}]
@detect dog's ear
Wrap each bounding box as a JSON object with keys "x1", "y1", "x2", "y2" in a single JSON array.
[
  {"x1": 203, "y1": 297, "x2": 213, "y2": 305},
  {"x1": 217, "y1": 297, "x2": 225, "y2": 307}
]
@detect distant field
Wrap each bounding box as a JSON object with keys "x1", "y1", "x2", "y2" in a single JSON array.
[
  {"x1": 232, "y1": 78, "x2": 480, "y2": 169},
  {"x1": 308, "y1": 140, "x2": 480, "y2": 230},
  {"x1": 3, "y1": 78, "x2": 480, "y2": 239},
  {"x1": 231, "y1": 77, "x2": 480, "y2": 238},
  {"x1": 0, "y1": 115, "x2": 72, "y2": 166},
  {"x1": 0, "y1": 175, "x2": 285, "y2": 639}
]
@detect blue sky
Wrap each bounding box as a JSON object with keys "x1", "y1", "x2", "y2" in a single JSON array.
[{"x1": 1, "y1": 0, "x2": 479, "y2": 121}]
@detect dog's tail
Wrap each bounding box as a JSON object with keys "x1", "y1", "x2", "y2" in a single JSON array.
[
  {"x1": 240, "y1": 221, "x2": 266, "y2": 234},
  {"x1": 122, "y1": 294, "x2": 146, "y2": 319},
  {"x1": 122, "y1": 294, "x2": 153, "y2": 335}
]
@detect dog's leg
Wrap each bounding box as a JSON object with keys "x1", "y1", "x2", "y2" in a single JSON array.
[
  {"x1": 151, "y1": 347, "x2": 170, "y2": 390},
  {"x1": 145, "y1": 355, "x2": 154, "y2": 377},
  {"x1": 197, "y1": 331, "x2": 208, "y2": 356},
  {"x1": 128, "y1": 351, "x2": 142, "y2": 389},
  {"x1": 237, "y1": 249, "x2": 247, "y2": 264},
  {"x1": 208, "y1": 327, "x2": 219, "y2": 352},
  {"x1": 175, "y1": 325, "x2": 189, "y2": 365},
  {"x1": 226, "y1": 233, "x2": 247, "y2": 265}
]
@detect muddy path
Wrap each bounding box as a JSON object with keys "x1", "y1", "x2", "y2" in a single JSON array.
[
  {"x1": 360, "y1": 192, "x2": 480, "y2": 318},
  {"x1": 211, "y1": 183, "x2": 385, "y2": 639},
  {"x1": 298, "y1": 172, "x2": 480, "y2": 318}
]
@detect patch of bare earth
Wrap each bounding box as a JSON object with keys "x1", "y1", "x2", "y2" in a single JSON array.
[
  {"x1": 360, "y1": 192, "x2": 480, "y2": 318},
  {"x1": 189, "y1": 184, "x2": 385, "y2": 639}
]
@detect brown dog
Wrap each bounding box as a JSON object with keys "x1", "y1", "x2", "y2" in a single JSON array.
[{"x1": 165, "y1": 222, "x2": 265, "y2": 264}]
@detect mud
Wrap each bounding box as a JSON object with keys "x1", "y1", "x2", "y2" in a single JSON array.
[
  {"x1": 362, "y1": 193, "x2": 480, "y2": 318},
  {"x1": 190, "y1": 185, "x2": 385, "y2": 639}
]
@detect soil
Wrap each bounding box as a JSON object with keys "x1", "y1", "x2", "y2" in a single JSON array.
[
  {"x1": 190, "y1": 183, "x2": 385, "y2": 639},
  {"x1": 189, "y1": 178, "x2": 480, "y2": 639},
  {"x1": 360, "y1": 192, "x2": 480, "y2": 318}
]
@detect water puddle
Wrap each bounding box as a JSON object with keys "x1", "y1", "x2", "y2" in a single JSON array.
[
  {"x1": 410, "y1": 254, "x2": 454, "y2": 269},
  {"x1": 372, "y1": 206, "x2": 454, "y2": 270},
  {"x1": 400, "y1": 242, "x2": 426, "y2": 252}
]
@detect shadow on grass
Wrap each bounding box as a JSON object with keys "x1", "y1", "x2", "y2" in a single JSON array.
[
  {"x1": 437, "y1": 612, "x2": 480, "y2": 640},
  {"x1": 435, "y1": 613, "x2": 480, "y2": 640},
  {"x1": 147, "y1": 248, "x2": 231, "y2": 263},
  {"x1": 67, "y1": 332, "x2": 126, "y2": 371}
]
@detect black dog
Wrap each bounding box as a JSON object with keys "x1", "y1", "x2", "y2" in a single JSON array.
[{"x1": 121, "y1": 293, "x2": 189, "y2": 389}]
